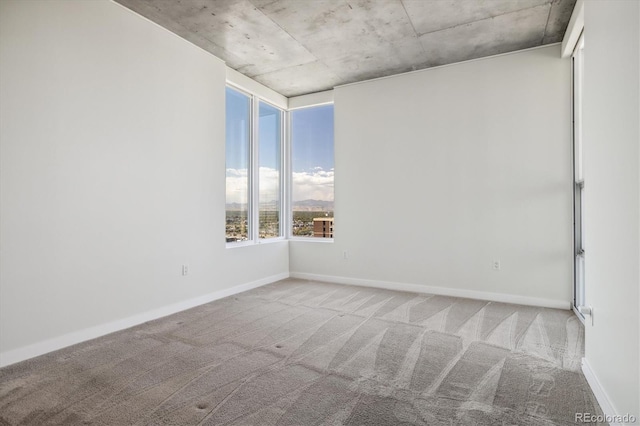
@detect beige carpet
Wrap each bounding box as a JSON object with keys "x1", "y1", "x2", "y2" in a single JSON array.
[{"x1": 0, "y1": 279, "x2": 603, "y2": 425}]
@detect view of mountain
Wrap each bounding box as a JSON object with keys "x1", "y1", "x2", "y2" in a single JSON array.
[
  {"x1": 225, "y1": 202, "x2": 246, "y2": 210},
  {"x1": 225, "y1": 199, "x2": 334, "y2": 211},
  {"x1": 291, "y1": 199, "x2": 334, "y2": 211}
]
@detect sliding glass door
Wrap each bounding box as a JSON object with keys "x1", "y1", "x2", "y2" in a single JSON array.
[{"x1": 572, "y1": 33, "x2": 585, "y2": 315}]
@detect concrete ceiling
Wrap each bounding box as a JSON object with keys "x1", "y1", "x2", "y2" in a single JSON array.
[{"x1": 115, "y1": 0, "x2": 576, "y2": 97}]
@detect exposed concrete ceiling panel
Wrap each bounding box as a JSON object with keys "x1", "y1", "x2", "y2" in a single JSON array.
[
  {"x1": 543, "y1": 0, "x2": 578, "y2": 43},
  {"x1": 254, "y1": 0, "x2": 426, "y2": 86},
  {"x1": 115, "y1": 0, "x2": 576, "y2": 97},
  {"x1": 252, "y1": 60, "x2": 344, "y2": 97},
  {"x1": 418, "y1": 4, "x2": 551, "y2": 67},
  {"x1": 401, "y1": 0, "x2": 550, "y2": 35},
  {"x1": 117, "y1": 0, "x2": 318, "y2": 76}
]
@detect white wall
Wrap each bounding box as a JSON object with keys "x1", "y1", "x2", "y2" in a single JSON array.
[
  {"x1": 582, "y1": 0, "x2": 640, "y2": 419},
  {"x1": 291, "y1": 45, "x2": 573, "y2": 308},
  {"x1": 0, "y1": 0, "x2": 288, "y2": 365}
]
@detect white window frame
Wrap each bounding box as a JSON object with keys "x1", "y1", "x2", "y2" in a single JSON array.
[
  {"x1": 287, "y1": 98, "x2": 335, "y2": 243},
  {"x1": 571, "y1": 31, "x2": 586, "y2": 321},
  {"x1": 226, "y1": 83, "x2": 286, "y2": 247},
  {"x1": 225, "y1": 86, "x2": 334, "y2": 247}
]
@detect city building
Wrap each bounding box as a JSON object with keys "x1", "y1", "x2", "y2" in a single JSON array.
[{"x1": 313, "y1": 217, "x2": 334, "y2": 238}]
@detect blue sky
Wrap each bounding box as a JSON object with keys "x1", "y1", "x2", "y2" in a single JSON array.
[
  {"x1": 225, "y1": 87, "x2": 334, "y2": 172},
  {"x1": 225, "y1": 87, "x2": 249, "y2": 171},
  {"x1": 291, "y1": 104, "x2": 334, "y2": 172},
  {"x1": 258, "y1": 102, "x2": 280, "y2": 170}
]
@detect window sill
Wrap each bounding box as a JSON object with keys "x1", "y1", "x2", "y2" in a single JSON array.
[
  {"x1": 226, "y1": 236, "x2": 287, "y2": 249},
  {"x1": 226, "y1": 240, "x2": 254, "y2": 249},
  {"x1": 289, "y1": 237, "x2": 334, "y2": 243}
]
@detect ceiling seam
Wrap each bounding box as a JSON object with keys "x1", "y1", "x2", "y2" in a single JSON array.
[
  {"x1": 246, "y1": 0, "x2": 327, "y2": 73},
  {"x1": 415, "y1": 2, "x2": 554, "y2": 38},
  {"x1": 250, "y1": 61, "x2": 328, "y2": 80},
  {"x1": 399, "y1": 0, "x2": 427, "y2": 58},
  {"x1": 245, "y1": 0, "x2": 346, "y2": 83},
  {"x1": 541, "y1": 2, "x2": 554, "y2": 43},
  {"x1": 257, "y1": 0, "x2": 356, "y2": 82}
]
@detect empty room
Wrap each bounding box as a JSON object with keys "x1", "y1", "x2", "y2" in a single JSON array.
[{"x1": 1, "y1": 0, "x2": 638, "y2": 425}]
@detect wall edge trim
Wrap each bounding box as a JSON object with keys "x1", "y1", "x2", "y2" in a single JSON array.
[
  {"x1": 581, "y1": 357, "x2": 623, "y2": 425},
  {"x1": 289, "y1": 272, "x2": 571, "y2": 310},
  {"x1": 0, "y1": 272, "x2": 289, "y2": 368}
]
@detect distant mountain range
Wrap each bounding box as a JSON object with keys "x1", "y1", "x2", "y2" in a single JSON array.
[
  {"x1": 226, "y1": 202, "x2": 248, "y2": 210},
  {"x1": 291, "y1": 199, "x2": 334, "y2": 211},
  {"x1": 226, "y1": 199, "x2": 334, "y2": 211}
]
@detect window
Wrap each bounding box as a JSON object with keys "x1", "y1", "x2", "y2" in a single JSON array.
[
  {"x1": 226, "y1": 86, "x2": 284, "y2": 244},
  {"x1": 258, "y1": 102, "x2": 282, "y2": 239},
  {"x1": 225, "y1": 87, "x2": 250, "y2": 243},
  {"x1": 290, "y1": 104, "x2": 335, "y2": 238},
  {"x1": 226, "y1": 86, "x2": 333, "y2": 244}
]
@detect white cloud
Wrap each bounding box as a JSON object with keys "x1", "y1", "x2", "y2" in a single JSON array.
[
  {"x1": 226, "y1": 167, "x2": 334, "y2": 204},
  {"x1": 292, "y1": 168, "x2": 334, "y2": 201},
  {"x1": 225, "y1": 168, "x2": 248, "y2": 204},
  {"x1": 259, "y1": 167, "x2": 280, "y2": 202}
]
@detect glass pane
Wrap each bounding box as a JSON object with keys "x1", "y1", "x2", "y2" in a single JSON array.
[
  {"x1": 572, "y1": 34, "x2": 586, "y2": 312},
  {"x1": 574, "y1": 182, "x2": 582, "y2": 252},
  {"x1": 575, "y1": 253, "x2": 585, "y2": 308},
  {"x1": 258, "y1": 102, "x2": 281, "y2": 238},
  {"x1": 225, "y1": 87, "x2": 250, "y2": 242},
  {"x1": 574, "y1": 38, "x2": 584, "y2": 182},
  {"x1": 291, "y1": 105, "x2": 334, "y2": 238}
]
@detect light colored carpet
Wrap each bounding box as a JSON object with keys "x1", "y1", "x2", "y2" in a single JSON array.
[{"x1": 0, "y1": 279, "x2": 603, "y2": 425}]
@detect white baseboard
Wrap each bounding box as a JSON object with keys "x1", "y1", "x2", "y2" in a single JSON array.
[
  {"x1": 289, "y1": 272, "x2": 570, "y2": 310},
  {"x1": 0, "y1": 272, "x2": 289, "y2": 368},
  {"x1": 581, "y1": 357, "x2": 626, "y2": 425}
]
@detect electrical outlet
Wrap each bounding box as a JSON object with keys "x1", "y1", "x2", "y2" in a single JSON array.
[
  {"x1": 492, "y1": 260, "x2": 501, "y2": 271},
  {"x1": 343, "y1": 251, "x2": 348, "y2": 260},
  {"x1": 182, "y1": 265, "x2": 189, "y2": 276}
]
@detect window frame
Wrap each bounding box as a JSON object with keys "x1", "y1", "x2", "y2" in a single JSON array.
[
  {"x1": 225, "y1": 83, "x2": 286, "y2": 247},
  {"x1": 224, "y1": 85, "x2": 252, "y2": 247},
  {"x1": 287, "y1": 102, "x2": 335, "y2": 243},
  {"x1": 225, "y1": 82, "x2": 334, "y2": 247},
  {"x1": 256, "y1": 97, "x2": 286, "y2": 242}
]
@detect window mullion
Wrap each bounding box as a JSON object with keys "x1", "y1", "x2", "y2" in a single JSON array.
[
  {"x1": 282, "y1": 110, "x2": 290, "y2": 239},
  {"x1": 250, "y1": 95, "x2": 260, "y2": 243}
]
